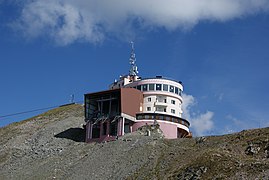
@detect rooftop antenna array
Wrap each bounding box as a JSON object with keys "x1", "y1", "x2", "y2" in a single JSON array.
[{"x1": 129, "y1": 41, "x2": 139, "y2": 76}]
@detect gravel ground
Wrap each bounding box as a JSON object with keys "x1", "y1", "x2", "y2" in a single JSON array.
[
  {"x1": 0, "y1": 104, "x2": 269, "y2": 180},
  {"x1": 0, "y1": 104, "x2": 164, "y2": 180}
]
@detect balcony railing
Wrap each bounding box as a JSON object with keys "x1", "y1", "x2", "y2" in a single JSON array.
[
  {"x1": 154, "y1": 101, "x2": 168, "y2": 107},
  {"x1": 136, "y1": 113, "x2": 190, "y2": 128}
]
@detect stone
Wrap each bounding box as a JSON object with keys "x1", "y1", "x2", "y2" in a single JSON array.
[
  {"x1": 177, "y1": 166, "x2": 208, "y2": 180},
  {"x1": 245, "y1": 143, "x2": 260, "y2": 155},
  {"x1": 196, "y1": 137, "x2": 206, "y2": 144},
  {"x1": 264, "y1": 145, "x2": 269, "y2": 158}
]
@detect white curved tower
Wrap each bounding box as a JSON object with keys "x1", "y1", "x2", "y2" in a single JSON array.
[{"x1": 109, "y1": 43, "x2": 190, "y2": 138}]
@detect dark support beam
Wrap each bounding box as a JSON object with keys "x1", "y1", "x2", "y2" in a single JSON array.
[
  {"x1": 96, "y1": 97, "x2": 117, "y2": 102},
  {"x1": 109, "y1": 95, "x2": 112, "y2": 115}
]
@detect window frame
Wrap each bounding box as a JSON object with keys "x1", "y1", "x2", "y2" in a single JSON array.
[
  {"x1": 142, "y1": 84, "x2": 148, "y2": 91},
  {"x1": 149, "y1": 84, "x2": 155, "y2": 91},
  {"x1": 163, "y1": 84, "x2": 168, "y2": 91},
  {"x1": 175, "y1": 87, "x2": 179, "y2": 95},
  {"x1": 169, "y1": 85, "x2": 174, "y2": 93},
  {"x1": 179, "y1": 89, "x2": 182, "y2": 96},
  {"x1": 156, "y1": 84, "x2": 162, "y2": 91}
]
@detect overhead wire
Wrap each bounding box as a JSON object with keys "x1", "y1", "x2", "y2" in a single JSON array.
[{"x1": 0, "y1": 101, "x2": 84, "y2": 119}]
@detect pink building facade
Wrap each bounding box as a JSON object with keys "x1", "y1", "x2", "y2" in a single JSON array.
[{"x1": 84, "y1": 43, "x2": 191, "y2": 143}]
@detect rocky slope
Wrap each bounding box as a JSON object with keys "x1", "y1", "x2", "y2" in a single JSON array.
[{"x1": 0, "y1": 104, "x2": 268, "y2": 179}]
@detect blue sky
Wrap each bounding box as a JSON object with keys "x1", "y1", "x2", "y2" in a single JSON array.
[{"x1": 0, "y1": 0, "x2": 269, "y2": 136}]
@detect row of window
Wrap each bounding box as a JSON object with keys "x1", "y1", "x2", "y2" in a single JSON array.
[
  {"x1": 136, "y1": 114, "x2": 190, "y2": 127},
  {"x1": 147, "y1": 97, "x2": 176, "y2": 104},
  {"x1": 147, "y1": 106, "x2": 163, "y2": 112},
  {"x1": 147, "y1": 98, "x2": 180, "y2": 109},
  {"x1": 146, "y1": 107, "x2": 176, "y2": 114},
  {"x1": 133, "y1": 83, "x2": 182, "y2": 96}
]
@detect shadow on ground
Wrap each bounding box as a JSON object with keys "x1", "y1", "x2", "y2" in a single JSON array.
[{"x1": 54, "y1": 128, "x2": 85, "y2": 142}]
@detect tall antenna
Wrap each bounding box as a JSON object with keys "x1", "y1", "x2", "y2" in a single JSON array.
[
  {"x1": 129, "y1": 41, "x2": 139, "y2": 76},
  {"x1": 69, "y1": 94, "x2": 75, "y2": 103}
]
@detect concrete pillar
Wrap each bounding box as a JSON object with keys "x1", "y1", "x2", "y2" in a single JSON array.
[
  {"x1": 106, "y1": 121, "x2": 110, "y2": 136},
  {"x1": 90, "y1": 123, "x2": 93, "y2": 139},
  {"x1": 100, "y1": 122, "x2": 104, "y2": 137},
  {"x1": 122, "y1": 117, "x2": 125, "y2": 136},
  {"x1": 86, "y1": 121, "x2": 93, "y2": 142},
  {"x1": 117, "y1": 119, "x2": 121, "y2": 136},
  {"x1": 107, "y1": 121, "x2": 110, "y2": 136},
  {"x1": 130, "y1": 125, "x2": 133, "y2": 133}
]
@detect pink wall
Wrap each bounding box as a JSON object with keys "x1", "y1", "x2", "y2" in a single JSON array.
[
  {"x1": 121, "y1": 88, "x2": 143, "y2": 117},
  {"x1": 132, "y1": 120, "x2": 178, "y2": 139}
]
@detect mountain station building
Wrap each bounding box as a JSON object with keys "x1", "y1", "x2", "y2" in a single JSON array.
[{"x1": 84, "y1": 43, "x2": 191, "y2": 143}]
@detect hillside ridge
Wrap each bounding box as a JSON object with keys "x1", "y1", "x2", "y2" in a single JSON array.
[{"x1": 0, "y1": 104, "x2": 268, "y2": 179}]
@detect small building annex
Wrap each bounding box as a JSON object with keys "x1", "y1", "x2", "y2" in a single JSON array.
[{"x1": 84, "y1": 43, "x2": 191, "y2": 143}]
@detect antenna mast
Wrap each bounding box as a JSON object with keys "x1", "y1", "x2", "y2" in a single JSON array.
[
  {"x1": 69, "y1": 94, "x2": 75, "y2": 103},
  {"x1": 129, "y1": 41, "x2": 138, "y2": 76}
]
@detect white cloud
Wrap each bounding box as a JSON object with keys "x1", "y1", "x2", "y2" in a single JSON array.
[
  {"x1": 191, "y1": 111, "x2": 214, "y2": 136},
  {"x1": 181, "y1": 93, "x2": 196, "y2": 120},
  {"x1": 12, "y1": 1, "x2": 104, "y2": 45},
  {"x1": 11, "y1": 0, "x2": 269, "y2": 45},
  {"x1": 182, "y1": 93, "x2": 214, "y2": 136}
]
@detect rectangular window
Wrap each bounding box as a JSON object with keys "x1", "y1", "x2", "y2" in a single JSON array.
[
  {"x1": 164, "y1": 99, "x2": 167, "y2": 103},
  {"x1": 179, "y1": 89, "x2": 182, "y2": 96},
  {"x1": 149, "y1": 84, "x2": 154, "y2": 91},
  {"x1": 156, "y1": 84, "x2": 162, "y2": 91},
  {"x1": 137, "y1": 85, "x2": 141, "y2": 91},
  {"x1": 175, "y1": 87, "x2": 179, "y2": 94},
  {"x1": 171, "y1": 109, "x2": 175, "y2": 114},
  {"x1": 171, "y1": 100, "x2": 175, "y2": 104},
  {"x1": 169, "y1": 85, "x2": 174, "y2": 93},
  {"x1": 147, "y1": 107, "x2": 151, "y2": 111},
  {"x1": 163, "y1": 84, "x2": 168, "y2": 91},
  {"x1": 164, "y1": 108, "x2": 166, "y2": 112},
  {"x1": 142, "y1": 84, "x2": 148, "y2": 91},
  {"x1": 148, "y1": 97, "x2": 151, "y2": 102}
]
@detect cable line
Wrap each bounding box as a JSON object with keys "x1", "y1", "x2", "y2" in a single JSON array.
[{"x1": 0, "y1": 101, "x2": 84, "y2": 119}]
